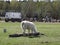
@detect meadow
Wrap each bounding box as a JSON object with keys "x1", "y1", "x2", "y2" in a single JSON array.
[{"x1": 0, "y1": 22, "x2": 60, "y2": 45}]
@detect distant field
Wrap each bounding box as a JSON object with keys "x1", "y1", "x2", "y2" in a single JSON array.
[{"x1": 0, "y1": 22, "x2": 60, "y2": 45}]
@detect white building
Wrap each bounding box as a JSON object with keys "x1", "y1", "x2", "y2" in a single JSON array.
[{"x1": 4, "y1": 0, "x2": 11, "y2": 1}]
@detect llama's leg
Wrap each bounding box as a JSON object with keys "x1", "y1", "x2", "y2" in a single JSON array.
[
  {"x1": 23, "y1": 28, "x2": 26, "y2": 36},
  {"x1": 21, "y1": 24, "x2": 26, "y2": 36},
  {"x1": 28, "y1": 30, "x2": 30, "y2": 36},
  {"x1": 33, "y1": 26, "x2": 37, "y2": 33}
]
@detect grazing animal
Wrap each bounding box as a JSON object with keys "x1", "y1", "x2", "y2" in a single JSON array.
[{"x1": 21, "y1": 20, "x2": 37, "y2": 35}]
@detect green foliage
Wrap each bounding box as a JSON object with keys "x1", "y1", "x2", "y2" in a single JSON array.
[{"x1": 0, "y1": 1, "x2": 60, "y2": 19}]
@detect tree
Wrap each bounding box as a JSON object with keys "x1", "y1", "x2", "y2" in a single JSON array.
[{"x1": 21, "y1": 1, "x2": 37, "y2": 19}]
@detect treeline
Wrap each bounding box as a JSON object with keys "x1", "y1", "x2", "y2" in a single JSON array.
[{"x1": 0, "y1": 1, "x2": 60, "y2": 20}]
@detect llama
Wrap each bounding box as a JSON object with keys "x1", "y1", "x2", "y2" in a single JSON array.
[{"x1": 21, "y1": 20, "x2": 37, "y2": 35}]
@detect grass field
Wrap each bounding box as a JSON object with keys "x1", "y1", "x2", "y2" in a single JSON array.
[{"x1": 0, "y1": 22, "x2": 60, "y2": 45}]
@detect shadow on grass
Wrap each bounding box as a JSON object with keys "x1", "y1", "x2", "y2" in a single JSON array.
[
  {"x1": 9, "y1": 32, "x2": 46, "y2": 38},
  {"x1": 28, "y1": 35, "x2": 40, "y2": 38}
]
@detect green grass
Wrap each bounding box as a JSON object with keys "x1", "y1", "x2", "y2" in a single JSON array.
[{"x1": 0, "y1": 22, "x2": 60, "y2": 45}]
